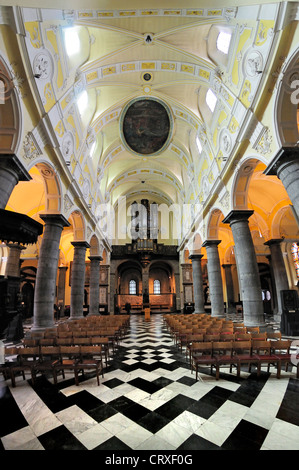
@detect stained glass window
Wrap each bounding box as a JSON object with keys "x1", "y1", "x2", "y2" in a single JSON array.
[{"x1": 291, "y1": 242, "x2": 299, "y2": 279}]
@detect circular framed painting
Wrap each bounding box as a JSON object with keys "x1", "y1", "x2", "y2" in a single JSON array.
[{"x1": 120, "y1": 97, "x2": 173, "y2": 156}]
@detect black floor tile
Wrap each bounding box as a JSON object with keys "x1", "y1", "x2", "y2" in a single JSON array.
[
  {"x1": 221, "y1": 419, "x2": 269, "y2": 450},
  {"x1": 104, "y1": 378, "x2": 125, "y2": 388},
  {"x1": 0, "y1": 386, "x2": 28, "y2": 438},
  {"x1": 121, "y1": 402, "x2": 150, "y2": 421},
  {"x1": 177, "y1": 433, "x2": 221, "y2": 450},
  {"x1": 38, "y1": 425, "x2": 87, "y2": 450},
  {"x1": 138, "y1": 411, "x2": 171, "y2": 433},
  {"x1": 128, "y1": 377, "x2": 161, "y2": 394},
  {"x1": 88, "y1": 404, "x2": 118, "y2": 423},
  {"x1": 93, "y1": 436, "x2": 132, "y2": 450}
]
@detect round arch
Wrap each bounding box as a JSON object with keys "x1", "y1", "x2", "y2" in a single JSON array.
[{"x1": 274, "y1": 48, "x2": 299, "y2": 146}]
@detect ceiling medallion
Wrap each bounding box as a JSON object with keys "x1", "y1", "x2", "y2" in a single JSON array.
[{"x1": 120, "y1": 97, "x2": 173, "y2": 156}]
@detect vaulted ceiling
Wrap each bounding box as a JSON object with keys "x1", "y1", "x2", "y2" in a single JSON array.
[{"x1": 2, "y1": 0, "x2": 292, "y2": 246}]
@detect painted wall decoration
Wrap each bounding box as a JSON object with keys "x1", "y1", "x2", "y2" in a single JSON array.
[{"x1": 120, "y1": 97, "x2": 173, "y2": 156}]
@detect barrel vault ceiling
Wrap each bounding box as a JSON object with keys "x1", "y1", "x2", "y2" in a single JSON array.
[{"x1": 1, "y1": 0, "x2": 292, "y2": 246}]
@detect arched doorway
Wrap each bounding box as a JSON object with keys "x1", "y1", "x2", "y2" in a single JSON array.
[{"x1": 149, "y1": 261, "x2": 175, "y2": 312}]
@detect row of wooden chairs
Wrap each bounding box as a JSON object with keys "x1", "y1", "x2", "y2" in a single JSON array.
[
  {"x1": 23, "y1": 336, "x2": 109, "y2": 367},
  {"x1": 0, "y1": 345, "x2": 104, "y2": 387},
  {"x1": 189, "y1": 339, "x2": 298, "y2": 381}
]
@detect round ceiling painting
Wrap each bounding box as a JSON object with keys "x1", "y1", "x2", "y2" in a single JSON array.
[{"x1": 121, "y1": 97, "x2": 173, "y2": 156}]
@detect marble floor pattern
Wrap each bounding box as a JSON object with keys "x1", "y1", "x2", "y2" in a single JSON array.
[{"x1": 1, "y1": 313, "x2": 299, "y2": 451}]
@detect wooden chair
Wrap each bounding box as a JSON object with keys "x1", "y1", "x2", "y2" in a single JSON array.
[
  {"x1": 75, "y1": 346, "x2": 104, "y2": 386},
  {"x1": 91, "y1": 337, "x2": 109, "y2": 366},
  {"x1": 270, "y1": 340, "x2": 297, "y2": 378},
  {"x1": 10, "y1": 347, "x2": 40, "y2": 387},
  {"x1": 212, "y1": 341, "x2": 234, "y2": 380},
  {"x1": 232, "y1": 340, "x2": 259, "y2": 377},
  {"x1": 54, "y1": 346, "x2": 81, "y2": 385},
  {"x1": 185, "y1": 334, "x2": 204, "y2": 364},
  {"x1": 0, "y1": 347, "x2": 19, "y2": 384},
  {"x1": 191, "y1": 342, "x2": 215, "y2": 381},
  {"x1": 34, "y1": 346, "x2": 62, "y2": 384},
  {"x1": 252, "y1": 340, "x2": 280, "y2": 378}
]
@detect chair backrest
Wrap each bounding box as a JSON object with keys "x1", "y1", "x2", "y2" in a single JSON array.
[
  {"x1": 40, "y1": 346, "x2": 60, "y2": 357},
  {"x1": 191, "y1": 341, "x2": 213, "y2": 353},
  {"x1": 204, "y1": 334, "x2": 220, "y2": 342},
  {"x1": 74, "y1": 337, "x2": 91, "y2": 345},
  {"x1": 252, "y1": 340, "x2": 271, "y2": 353},
  {"x1": 235, "y1": 333, "x2": 252, "y2": 341},
  {"x1": 251, "y1": 332, "x2": 267, "y2": 340},
  {"x1": 247, "y1": 327, "x2": 260, "y2": 333},
  {"x1": 80, "y1": 345, "x2": 102, "y2": 356},
  {"x1": 188, "y1": 334, "x2": 204, "y2": 342},
  {"x1": 233, "y1": 340, "x2": 252, "y2": 353},
  {"x1": 56, "y1": 337, "x2": 73, "y2": 345},
  {"x1": 59, "y1": 346, "x2": 80, "y2": 356},
  {"x1": 19, "y1": 346, "x2": 39, "y2": 360},
  {"x1": 267, "y1": 332, "x2": 282, "y2": 340},
  {"x1": 220, "y1": 334, "x2": 235, "y2": 341},
  {"x1": 270, "y1": 340, "x2": 291, "y2": 353},
  {"x1": 40, "y1": 338, "x2": 55, "y2": 346},
  {"x1": 212, "y1": 341, "x2": 233, "y2": 355}
]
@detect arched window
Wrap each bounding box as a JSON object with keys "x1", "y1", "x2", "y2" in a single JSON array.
[
  {"x1": 291, "y1": 242, "x2": 299, "y2": 279},
  {"x1": 216, "y1": 31, "x2": 231, "y2": 54},
  {"x1": 153, "y1": 279, "x2": 161, "y2": 295},
  {"x1": 129, "y1": 279, "x2": 137, "y2": 295},
  {"x1": 206, "y1": 89, "x2": 217, "y2": 112}
]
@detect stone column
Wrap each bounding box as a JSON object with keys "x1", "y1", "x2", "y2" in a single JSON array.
[
  {"x1": 5, "y1": 243, "x2": 25, "y2": 277},
  {"x1": 88, "y1": 255, "x2": 102, "y2": 316},
  {"x1": 264, "y1": 238, "x2": 289, "y2": 320},
  {"x1": 223, "y1": 210, "x2": 264, "y2": 326},
  {"x1": 0, "y1": 155, "x2": 31, "y2": 209},
  {"x1": 264, "y1": 147, "x2": 299, "y2": 221},
  {"x1": 189, "y1": 254, "x2": 205, "y2": 314},
  {"x1": 33, "y1": 214, "x2": 70, "y2": 331},
  {"x1": 222, "y1": 264, "x2": 235, "y2": 314},
  {"x1": 70, "y1": 241, "x2": 90, "y2": 319},
  {"x1": 57, "y1": 266, "x2": 68, "y2": 315},
  {"x1": 202, "y1": 240, "x2": 225, "y2": 317}
]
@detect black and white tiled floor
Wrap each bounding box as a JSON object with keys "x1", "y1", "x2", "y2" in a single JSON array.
[{"x1": 1, "y1": 314, "x2": 299, "y2": 451}]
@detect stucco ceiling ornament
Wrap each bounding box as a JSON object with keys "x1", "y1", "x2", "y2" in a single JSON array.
[{"x1": 33, "y1": 50, "x2": 53, "y2": 80}]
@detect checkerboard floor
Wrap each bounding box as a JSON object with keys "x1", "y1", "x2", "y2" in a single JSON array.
[{"x1": 1, "y1": 314, "x2": 299, "y2": 451}]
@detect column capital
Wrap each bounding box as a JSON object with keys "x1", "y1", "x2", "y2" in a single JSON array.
[
  {"x1": 89, "y1": 255, "x2": 103, "y2": 262},
  {"x1": 71, "y1": 241, "x2": 90, "y2": 249},
  {"x1": 189, "y1": 253, "x2": 204, "y2": 260},
  {"x1": 202, "y1": 239, "x2": 221, "y2": 248},
  {"x1": 264, "y1": 146, "x2": 299, "y2": 176},
  {"x1": 222, "y1": 210, "x2": 254, "y2": 225},
  {"x1": 0, "y1": 154, "x2": 31, "y2": 181},
  {"x1": 264, "y1": 238, "x2": 284, "y2": 247},
  {"x1": 39, "y1": 213, "x2": 70, "y2": 228}
]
